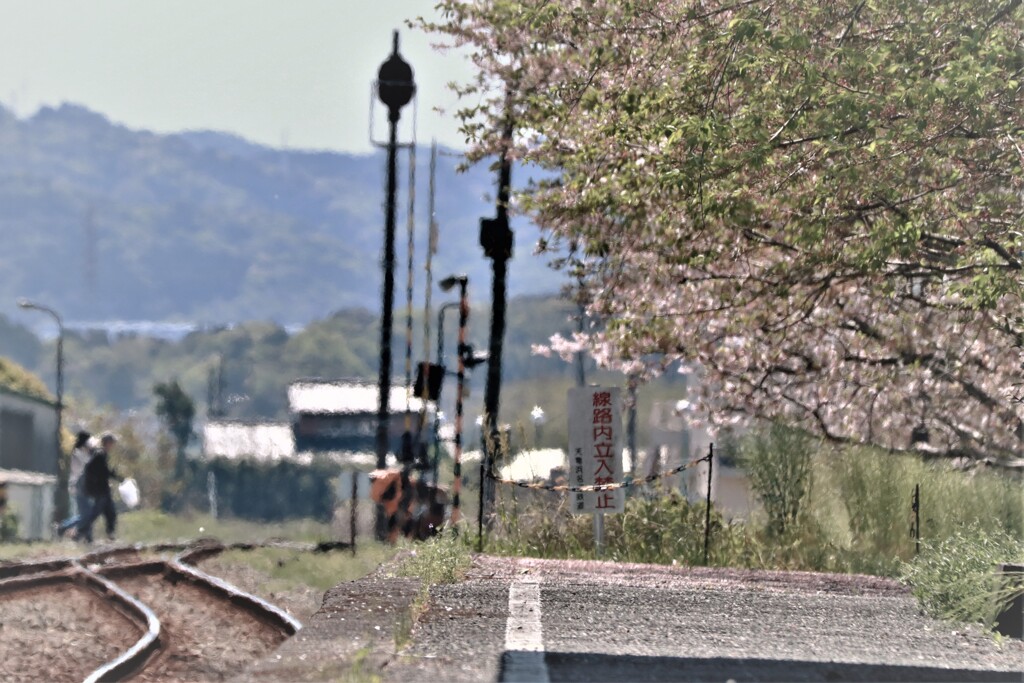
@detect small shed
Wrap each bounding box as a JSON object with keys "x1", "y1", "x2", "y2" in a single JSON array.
[{"x1": 0, "y1": 468, "x2": 56, "y2": 540}]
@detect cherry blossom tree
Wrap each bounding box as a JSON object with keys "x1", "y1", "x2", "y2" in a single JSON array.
[{"x1": 423, "y1": 0, "x2": 1024, "y2": 462}]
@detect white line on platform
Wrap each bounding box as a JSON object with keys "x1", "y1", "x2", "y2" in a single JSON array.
[{"x1": 502, "y1": 574, "x2": 550, "y2": 683}]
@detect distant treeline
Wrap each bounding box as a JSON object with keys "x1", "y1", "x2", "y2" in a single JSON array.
[{"x1": 0, "y1": 296, "x2": 588, "y2": 421}]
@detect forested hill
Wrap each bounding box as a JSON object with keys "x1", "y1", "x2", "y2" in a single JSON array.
[{"x1": 0, "y1": 104, "x2": 560, "y2": 325}]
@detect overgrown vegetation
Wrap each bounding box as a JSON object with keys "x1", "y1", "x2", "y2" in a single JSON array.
[
  {"x1": 483, "y1": 425, "x2": 1023, "y2": 630},
  {"x1": 0, "y1": 357, "x2": 52, "y2": 403},
  {"x1": 739, "y1": 423, "x2": 813, "y2": 537},
  {"x1": 900, "y1": 523, "x2": 1024, "y2": 631}
]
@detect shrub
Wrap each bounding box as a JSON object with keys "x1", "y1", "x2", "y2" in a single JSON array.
[
  {"x1": 0, "y1": 508, "x2": 19, "y2": 542},
  {"x1": 900, "y1": 522, "x2": 1024, "y2": 631},
  {"x1": 181, "y1": 457, "x2": 341, "y2": 522},
  {"x1": 489, "y1": 484, "x2": 753, "y2": 567}
]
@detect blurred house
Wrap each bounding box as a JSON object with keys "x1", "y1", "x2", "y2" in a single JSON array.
[
  {"x1": 201, "y1": 379, "x2": 421, "y2": 468},
  {"x1": 289, "y1": 379, "x2": 425, "y2": 454},
  {"x1": 645, "y1": 396, "x2": 758, "y2": 521},
  {"x1": 0, "y1": 386, "x2": 58, "y2": 476}
]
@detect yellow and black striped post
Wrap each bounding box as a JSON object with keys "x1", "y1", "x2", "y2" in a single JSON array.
[{"x1": 451, "y1": 279, "x2": 469, "y2": 525}]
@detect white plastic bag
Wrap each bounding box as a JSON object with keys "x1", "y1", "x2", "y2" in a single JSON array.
[{"x1": 118, "y1": 478, "x2": 140, "y2": 508}]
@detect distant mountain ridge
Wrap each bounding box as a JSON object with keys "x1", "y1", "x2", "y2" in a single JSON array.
[{"x1": 0, "y1": 103, "x2": 560, "y2": 325}]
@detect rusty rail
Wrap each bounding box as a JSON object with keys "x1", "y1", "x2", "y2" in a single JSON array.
[
  {"x1": 76, "y1": 562, "x2": 162, "y2": 683},
  {"x1": 0, "y1": 540, "x2": 305, "y2": 681}
]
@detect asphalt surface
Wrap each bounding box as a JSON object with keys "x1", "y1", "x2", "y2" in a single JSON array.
[{"x1": 247, "y1": 554, "x2": 1024, "y2": 682}]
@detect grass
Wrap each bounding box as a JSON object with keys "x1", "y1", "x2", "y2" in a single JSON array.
[
  {"x1": 212, "y1": 544, "x2": 396, "y2": 592},
  {"x1": 117, "y1": 508, "x2": 336, "y2": 545},
  {"x1": 0, "y1": 508, "x2": 359, "y2": 566},
  {"x1": 341, "y1": 646, "x2": 383, "y2": 683}
]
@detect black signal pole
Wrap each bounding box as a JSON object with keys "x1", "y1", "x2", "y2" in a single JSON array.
[
  {"x1": 480, "y1": 110, "x2": 515, "y2": 526},
  {"x1": 373, "y1": 31, "x2": 415, "y2": 541}
]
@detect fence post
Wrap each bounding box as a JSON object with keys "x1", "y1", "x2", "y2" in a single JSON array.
[
  {"x1": 995, "y1": 563, "x2": 1023, "y2": 639},
  {"x1": 703, "y1": 443, "x2": 714, "y2": 566},
  {"x1": 350, "y1": 472, "x2": 358, "y2": 556},
  {"x1": 911, "y1": 483, "x2": 920, "y2": 555},
  {"x1": 207, "y1": 472, "x2": 218, "y2": 520}
]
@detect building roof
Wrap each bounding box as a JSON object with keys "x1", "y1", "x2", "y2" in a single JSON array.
[
  {"x1": 288, "y1": 380, "x2": 423, "y2": 416},
  {"x1": 202, "y1": 420, "x2": 399, "y2": 469},
  {"x1": 0, "y1": 468, "x2": 57, "y2": 486},
  {"x1": 203, "y1": 421, "x2": 296, "y2": 461}
]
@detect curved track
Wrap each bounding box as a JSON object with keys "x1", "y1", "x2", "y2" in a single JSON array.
[{"x1": 0, "y1": 542, "x2": 303, "y2": 682}]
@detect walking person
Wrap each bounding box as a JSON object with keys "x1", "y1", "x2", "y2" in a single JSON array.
[
  {"x1": 77, "y1": 432, "x2": 123, "y2": 544},
  {"x1": 56, "y1": 431, "x2": 93, "y2": 538}
]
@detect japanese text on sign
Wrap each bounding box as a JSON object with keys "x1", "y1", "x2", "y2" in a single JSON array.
[{"x1": 567, "y1": 386, "x2": 625, "y2": 513}]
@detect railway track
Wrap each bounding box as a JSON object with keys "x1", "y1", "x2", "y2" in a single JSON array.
[{"x1": 0, "y1": 542, "x2": 303, "y2": 682}]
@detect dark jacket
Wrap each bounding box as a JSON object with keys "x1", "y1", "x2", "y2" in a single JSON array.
[{"x1": 83, "y1": 449, "x2": 118, "y2": 498}]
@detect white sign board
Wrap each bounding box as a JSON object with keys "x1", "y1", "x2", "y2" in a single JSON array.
[{"x1": 567, "y1": 386, "x2": 625, "y2": 514}]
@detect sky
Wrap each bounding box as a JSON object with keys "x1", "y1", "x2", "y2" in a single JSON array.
[{"x1": 0, "y1": 1, "x2": 476, "y2": 154}]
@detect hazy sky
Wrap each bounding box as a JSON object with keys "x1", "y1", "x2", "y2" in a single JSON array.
[{"x1": 0, "y1": 1, "x2": 476, "y2": 154}]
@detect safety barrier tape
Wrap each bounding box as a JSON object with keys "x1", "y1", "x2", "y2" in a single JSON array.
[{"x1": 487, "y1": 453, "x2": 712, "y2": 493}]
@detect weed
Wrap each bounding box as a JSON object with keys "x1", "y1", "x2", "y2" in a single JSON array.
[{"x1": 396, "y1": 533, "x2": 472, "y2": 585}]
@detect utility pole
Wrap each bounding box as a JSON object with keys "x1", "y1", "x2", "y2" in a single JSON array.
[{"x1": 480, "y1": 107, "x2": 514, "y2": 525}]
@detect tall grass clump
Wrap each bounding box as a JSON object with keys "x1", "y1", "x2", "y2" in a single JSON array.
[
  {"x1": 739, "y1": 423, "x2": 813, "y2": 537},
  {"x1": 397, "y1": 533, "x2": 472, "y2": 585},
  {"x1": 825, "y1": 446, "x2": 1024, "y2": 575},
  {"x1": 735, "y1": 424, "x2": 852, "y2": 572},
  {"x1": 827, "y1": 447, "x2": 916, "y2": 574},
  {"x1": 900, "y1": 522, "x2": 1024, "y2": 631}
]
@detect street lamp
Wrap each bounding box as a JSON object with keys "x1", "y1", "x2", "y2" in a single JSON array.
[
  {"x1": 18, "y1": 298, "x2": 67, "y2": 521},
  {"x1": 372, "y1": 30, "x2": 415, "y2": 541}
]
